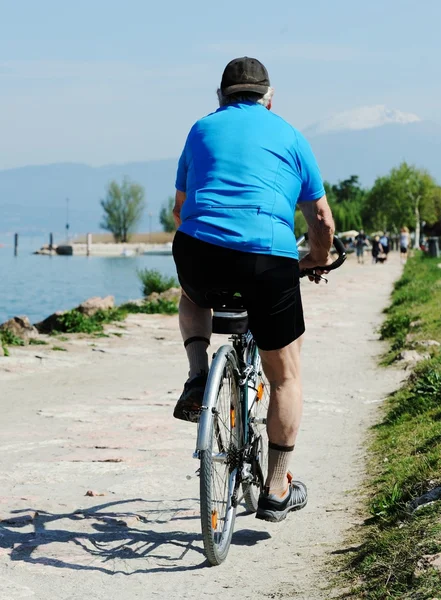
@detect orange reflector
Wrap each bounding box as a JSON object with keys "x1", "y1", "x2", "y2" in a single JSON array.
[
  {"x1": 257, "y1": 383, "x2": 264, "y2": 401},
  {"x1": 211, "y1": 510, "x2": 218, "y2": 530},
  {"x1": 230, "y1": 408, "x2": 236, "y2": 428}
]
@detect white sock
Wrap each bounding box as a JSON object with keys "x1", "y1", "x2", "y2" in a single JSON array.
[{"x1": 265, "y1": 442, "x2": 294, "y2": 497}]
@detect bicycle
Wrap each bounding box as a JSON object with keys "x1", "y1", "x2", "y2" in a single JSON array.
[{"x1": 192, "y1": 234, "x2": 347, "y2": 565}]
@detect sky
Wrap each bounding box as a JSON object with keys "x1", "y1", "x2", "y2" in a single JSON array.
[{"x1": 1, "y1": 0, "x2": 440, "y2": 170}]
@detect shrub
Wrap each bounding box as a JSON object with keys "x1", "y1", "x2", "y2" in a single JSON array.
[
  {"x1": 384, "y1": 359, "x2": 441, "y2": 425},
  {"x1": 55, "y1": 310, "x2": 102, "y2": 334},
  {"x1": 380, "y1": 313, "x2": 412, "y2": 340},
  {"x1": 121, "y1": 299, "x2": 178, "y2": 315},
  {"x1": 52, "y1": 307, "x2": 127, "y2": 334},
  {"x1": 0, "y1": 330, "x2": 25, "y2": 347},
  {"x1": 137, "y1": 268, "x2": 178, "y2": 297}
]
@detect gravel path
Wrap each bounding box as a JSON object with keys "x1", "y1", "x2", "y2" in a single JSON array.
[{"x1": 0, "y1": 254, "x2": 404, "y2": 600}]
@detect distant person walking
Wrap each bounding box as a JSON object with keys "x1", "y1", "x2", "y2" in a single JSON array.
[
  {"x1": 400, "y1": 227, "x2": 410, "y2": 264},
  {"x1": 379, "y1": 232, "x2": 390, "y2": 261},
  {"x1": 355, "y1": 229, "x2": 367, "y2": 264},
  {"x1": 371, "y1": 235, "x2": 384, "y2": 264}
]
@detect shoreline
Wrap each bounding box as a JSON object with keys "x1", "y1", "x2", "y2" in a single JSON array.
[{"x1": 34, "y1": 241, "x2": 173, "y2": 257}]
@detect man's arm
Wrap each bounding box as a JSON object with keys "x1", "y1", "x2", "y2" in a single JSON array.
[
  {"x1": 298, "y1": 195, "x2": 335, "y2": 272},
  {"x1": 173, "y1": 190, "x2": 186, "y2": 228}
]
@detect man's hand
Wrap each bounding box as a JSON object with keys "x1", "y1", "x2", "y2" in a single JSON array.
[{"x1": 299, "y1": 252, "x2": 334, "y2": 284}]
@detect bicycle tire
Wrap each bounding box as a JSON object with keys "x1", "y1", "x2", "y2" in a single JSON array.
[
  {"x1": 242, "y1": 342, "x2": 269, "y2": 513},
  {"x1": 199, "y1": 346, "x2": 241, "y2": 565}
]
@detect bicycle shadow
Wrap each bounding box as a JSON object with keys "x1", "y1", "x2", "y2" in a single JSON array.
[{"x1": 0, "y1": 498, "x2": 270, "y2": 575}]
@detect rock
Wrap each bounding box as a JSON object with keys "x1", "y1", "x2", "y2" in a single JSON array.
[
  {"x1": 124, "y1": 298, "x2": 146, "y2": 307},
  {"x1": 34, "y1": 311, "x2": 66, "y2": 334},
  {"x1": 85, "y1": 490, "x2": 105, "y2": 497},
  {"x1": 416, "y1": 339, "x2": 441, "y2": 348},
  {"x1": 146, "y1": 287, "x2": 181, "y2": 304},
  {"x1": 406, "y1": 336, "x2": 441, "y2": 349},
  {"x1": 0, "y1": 316, "x2": 39, "y2": 344},
  {"x1": 35, "y1": 296, "x2": 116, "y2": 334},
  {"x1": 415, "y1": 553, "x2": 441, "y2": 578},
  {"x1": 78, "y1": 296, "x2": 115, "y2": 317},
  {"x1": 398, "y1": 350, "x2": 430, "y2": 368},
  {"x1": 429, "y1": 554, "x2": 441, "y2": 572},
  {"x1": 34, "y1": 244, "x2": 57, "y2": 256},
  {"x1": 34, "y1": 249, "x2": 49, "y2": 255},
  {"x1": 410, "y1": 319, "x2": 423, "y2": 328}
]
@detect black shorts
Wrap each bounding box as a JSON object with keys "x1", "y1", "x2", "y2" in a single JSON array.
[{"x1": 173, "y1": 232, "x2": 305, "y2": 351}]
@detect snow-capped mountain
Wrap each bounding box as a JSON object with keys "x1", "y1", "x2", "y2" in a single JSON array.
[
  {"x1": 302, "y1": 106, "x2": 441, "y2": 186},
  {"x1": 304, "y1": 105, "x2": 422, "y2": 137}
]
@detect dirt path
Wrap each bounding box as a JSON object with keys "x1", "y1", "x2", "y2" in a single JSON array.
[{"x1": 0, "y1": 254, "x2": 404, "y2": 600}]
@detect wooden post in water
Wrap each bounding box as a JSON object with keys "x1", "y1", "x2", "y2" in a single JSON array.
[
  {"x1": 49, "y1": 233, "x2": 54, "y2": 251},
  {"x1": 86, "y1": 233, "x2": 92, "y2": 256},
  {"x1": 14, "y1": 233, "x2": 18, "y2": 256}
]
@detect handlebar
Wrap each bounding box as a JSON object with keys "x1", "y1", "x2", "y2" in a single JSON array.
[{"x1": 297, "y1": 233, "x2": 347, "y2": 280}]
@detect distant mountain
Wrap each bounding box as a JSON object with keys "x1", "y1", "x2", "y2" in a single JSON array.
[
  {"x1": 1, "y1": 106, "x2": 440, "y2": 236},
  {"x1": 307, "y1": 120, "x2": 441, "y2": 187},
  {"x1": 303, "y1": 105, "x2": 421, "y2": 137}
]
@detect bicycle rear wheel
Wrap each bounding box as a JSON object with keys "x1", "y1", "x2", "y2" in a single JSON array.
[
  {"x1": 243, "y1": 343, "x2": 269, "y2": 513},
  {"x1": 199, "y1": 347, "x2": 241, "y2": 565}
]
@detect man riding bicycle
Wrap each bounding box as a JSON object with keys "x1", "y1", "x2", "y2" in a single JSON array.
[{"x1": 172, "y1": 57, "x2": 335, "y2": 522}]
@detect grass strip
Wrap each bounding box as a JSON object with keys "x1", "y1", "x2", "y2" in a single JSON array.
[{"x1": 342, "y1": 254, "x2": 441, "y2": 599}]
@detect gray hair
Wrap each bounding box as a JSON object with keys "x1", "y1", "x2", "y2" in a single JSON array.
[{"x1": 217, "y1": 86, "x2": 274, "y2": 108}]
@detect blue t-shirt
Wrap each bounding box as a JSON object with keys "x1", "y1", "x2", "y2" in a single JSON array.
[{"x1": 175, "y1": 102, "x2": 324, "y2": 259}]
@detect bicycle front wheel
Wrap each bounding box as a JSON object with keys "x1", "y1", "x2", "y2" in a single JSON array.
[{"x1": 199, "y1": 346, "x2": 241, "y2": 565}]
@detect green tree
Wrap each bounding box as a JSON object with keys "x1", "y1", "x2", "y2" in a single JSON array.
[
  {"x1": 363, "y1": 163, "x2": 438, "y2": 240},
  {"x1": 323, "y1": 181, "x2": 337, "y2": 204},
  {"x1": 427, "y1": 185, "x2": 441, "y2": 233},
  {"x1": 159, "y1": 196, "x2": 177, "y2": 233},
  {"x1": 325, "y1": 176, "x2": 366, "y2": 232},
  {"x1": 296, "y1": 177, "x2": 366, "y2": 238},
  {"x1": 100, "y1": 178, "x2": 145, "y2": 242},
  {"x1": 331, "y1": 175, "x2": 365, "y2": 204}
]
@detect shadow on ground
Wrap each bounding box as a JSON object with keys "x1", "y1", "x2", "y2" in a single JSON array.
[{"x1": 0, "y1": 498, "x2": 270, "y2": 574}]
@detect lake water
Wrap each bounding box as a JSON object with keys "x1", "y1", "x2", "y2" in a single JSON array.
[{"x1": 0, "y1": 235, "x2": 177, "y2": 324}]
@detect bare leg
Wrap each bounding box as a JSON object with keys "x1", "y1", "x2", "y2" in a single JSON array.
[
  {"x1": 259, "y1": 336, "x2": 303, "y2": 496},
  {"x1": 179, "y1": 293, "x2": 212, "y2": 379}
]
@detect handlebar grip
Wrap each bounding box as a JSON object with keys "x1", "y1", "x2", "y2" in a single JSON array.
[
  {"x1": 330, "y1": 235, "x2": 347, "y2": 258},
  {"x1": 300, "y1": 234, "x2": 347, "y2": 277}
]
